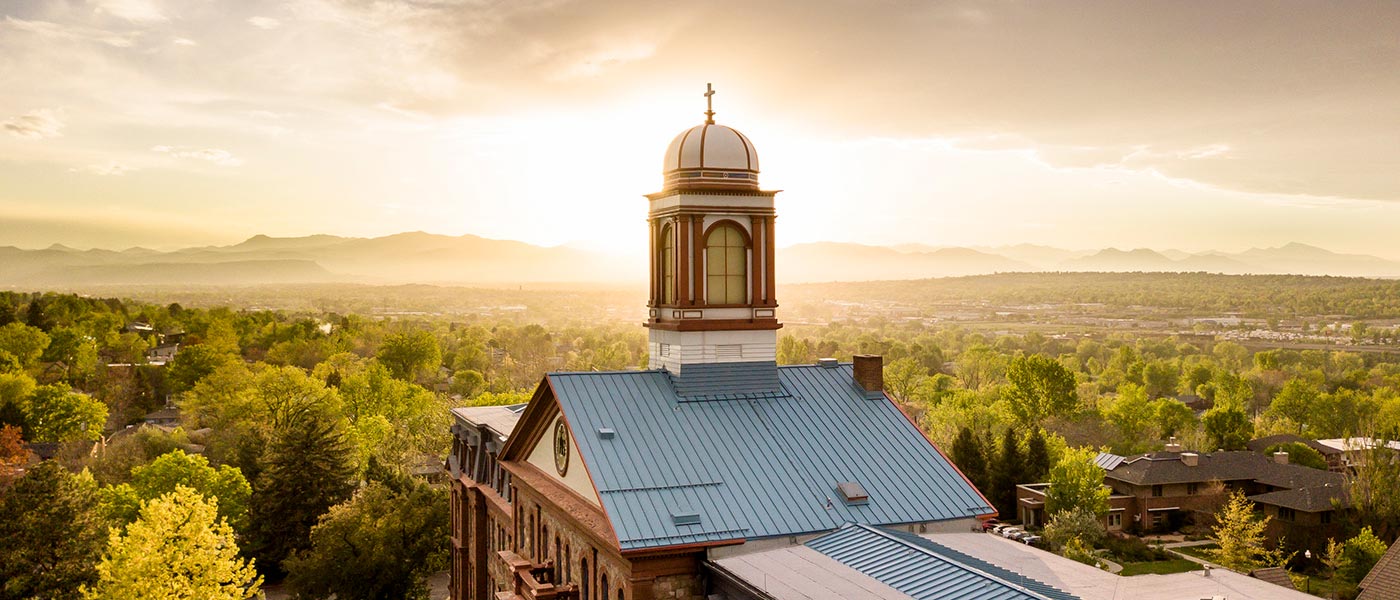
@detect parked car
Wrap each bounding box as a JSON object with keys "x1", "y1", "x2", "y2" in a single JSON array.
[
  {"x1": 1000, "y1": 527, "x2": 1024, "y2": 539},
  {"x1": 1020, "y1": 534, "x2": 1043, "y2": 546},
  {"x1": 981, "y1": 518, "x2": 1000, "y2": 532}
]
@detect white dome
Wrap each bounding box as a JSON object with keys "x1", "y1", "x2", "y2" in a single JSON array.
[{"x1": 660, "y1": 123, "x2": 760, "y2": 191}]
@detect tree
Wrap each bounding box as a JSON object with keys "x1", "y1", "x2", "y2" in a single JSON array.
[
  {"x1": 285, "y1": 480, "x2": 448, "y2": 600},
  {"x1": 1203, "y1": 406, "x2": 1253, "y2": 451},
  {"x1": 26, "y1": 383, "x2": 108, "y2": 443},
  {"x1": 0, "y1": 424, "x2": 26, "y2": 482},
  {"x1": 82, "y1": 486, "x2": 261, "y2": 600},
  {"x1": 376, "y1": 331, "x2": 441, "y2": 381},
  {"x1": 128, "y1": 450, "x2": 251, "y2": 530},
  {"x1": 1103, "y1": 384, "x2": 1156, "y2": 454},
  {"x1": 167, "y1": 345, "x2": 239, "y2": 392},
  {"x1": 989, "y1": 428, "x2": 1025, "y2": 518},
  {"x1": 883, "y1": 357, "x2": 928, "y2": 403},
  {"x1": 1345, "y1": 439, "x2": 1400, "y2": 542},
  {"x1": 950, "y1": 426, "x2": 989, "y2": 493},
  {"x1": 1210, "y1": 490, "x2": 1285, "y2": 572},
  {"x1": 1025, "y1": 428, "x2": 1052, "y2": 483},
  {"x1": 246, "y1": 416, "x2": 358, "y2": 578},
  {"x1": 1337, "y1": 526, "x2": 1388, "y2": 584},
  {"x1": 0, "y1": 461, "x2": 109, "y2": 599},
  {"x1": 1004, "y1": 354, "x2": 1078, "y2": 428},
  {"x1": 0, "y1": 371, "x2": 36, "y2": 433},
  {"x1": 1268, "y1": 378, "x2": 1320, "y2": 434},
  {"x1": 0, "y1": 322, "x2": 50, "y2": 369},
  {"x1": 1042, "y1": 506, "x2": 1105, "y2": 551},
  {"x1": 1045, "y1": 447, "x2": 1109, "y2": 518},
  {"x1": 1150, "y1": 397, "x2": 1197, "y2": 439}
]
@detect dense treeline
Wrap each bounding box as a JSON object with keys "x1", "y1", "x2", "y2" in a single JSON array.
[
  {"x1": 3, "y1": 286, "x2": 1399, "y2": 596},
  {"x1": 789, "y1": 272, "x2": 1400, "y2": 318},
  {"x1": 0, "y1": 291, "x2": 647, "y2": 599}
]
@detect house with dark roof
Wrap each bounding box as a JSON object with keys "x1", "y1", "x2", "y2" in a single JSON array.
[
  {"x1": 1017, "y1": 448, "x2": 1346, "y2": 549},
  {"x1": 445, "y1": 99, "x2": 997, "y2": 600},
  {"x1": 1358, "y1": 541, "x2": 1400, "y2": 600}
]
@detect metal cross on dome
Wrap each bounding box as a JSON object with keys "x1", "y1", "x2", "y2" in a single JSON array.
[{"x1": 704, "y1": 83, "x2": 716, "y2": 124}]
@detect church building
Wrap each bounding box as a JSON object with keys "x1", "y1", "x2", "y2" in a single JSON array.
[{"x1": 446, "y1": 89, "x2": 1085, "y2": 600}]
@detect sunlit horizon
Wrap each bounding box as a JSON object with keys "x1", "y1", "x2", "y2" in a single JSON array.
[{"x1": 3, "y1": 1, "x2": 1398, "y2": 259}]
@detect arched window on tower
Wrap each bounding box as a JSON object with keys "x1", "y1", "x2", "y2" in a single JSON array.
[
  {"x1": 705, "y1": 223, "x2": 747, "y2": 304},
  {"x1": 660, "y1": 223, "x2": 675, "y2": 304}
]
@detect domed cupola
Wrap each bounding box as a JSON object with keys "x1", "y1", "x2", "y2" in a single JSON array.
[
  {"x1": 644, "y1": 84, "x2": 781, "y2": 377},
  {"x1": 661, "y1": 85, "x2": 760, "y2": 191}
]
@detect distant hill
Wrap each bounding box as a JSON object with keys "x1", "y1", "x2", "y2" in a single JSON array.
[{"x1": 1, "y1": 234, "x2": 1398, "y2": 288}]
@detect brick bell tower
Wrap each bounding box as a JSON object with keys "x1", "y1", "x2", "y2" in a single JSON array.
[{"x1": 646, "y1": 85, "x2": 781, "y2": 376}]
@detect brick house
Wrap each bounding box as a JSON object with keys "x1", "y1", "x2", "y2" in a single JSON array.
[{"x1": 1017, "y1": 449, "x2": 1345, "y2": 549}]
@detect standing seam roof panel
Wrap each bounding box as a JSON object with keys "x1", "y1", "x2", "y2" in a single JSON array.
[{"x1": 550, "y1": 365, "x2": 994, "y2": 551}]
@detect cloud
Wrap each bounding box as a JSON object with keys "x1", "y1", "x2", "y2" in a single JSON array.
[
  {"x1": 152, "y1": 145, "x2": 243, "y2": 167},
  {"x1": 3, "y1": 109, "x2": 65, "y2": 139},
  {"x1": 2, "y1": 16, "x2": 140, "y2": 47},
  {"x1": 247, "y1": 16, "x2": 282, "y2": 30},
  {"x1": 173, "y1": 37, "x2": 197, "y2": 46},
  {"x1": 72, "y1": 161, "x2": 135, "y2": 176},
  {"x1": 94, "y1": 0, "x2": 168, "y2": 23}
]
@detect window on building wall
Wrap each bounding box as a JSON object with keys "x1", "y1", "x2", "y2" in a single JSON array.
[
  {"x1": 660, "y1": 224, "x2": 675, "y2": 304},
  {"x1": 1108, "y1": 513, "x2": 1122, "y2": 528},
  {"x1": 1151, "y1": 484, "x2": 1163, "y2": 497},
  {"x1": 600, "y1": 573, "x2": 609, "y2": 600},
  {"x1": 1321, "y1": 511, "x2": 1332, "y2": 524},
  {"x1": 1187, "y1": 482, "x2": 1199, "y2": 495},
  {"x1": 580, "y1": 558, "x2": 591, "y2": 600},
  {"x1": 565, "y1": 544, "x2": 572, "y2": 583},
  {"x1": 554, "y1": 535, "x2": 561, "y2": 582},
  {"x1": 705, "y1": 224, "x2": 747, "y2": 304},
  {"x1": 1279, "y1": 507, "x2": 1296, "y2": 521},
  {"x1": 618, "y1": 588, "x2": 625, "y2": 600}
]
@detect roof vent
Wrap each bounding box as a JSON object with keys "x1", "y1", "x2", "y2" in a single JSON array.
[
  {"x1": 818, "y1": 358, "x2": 839, "y2": 368},
  {"x1": 670, "y1": 508, "x2": 701, "y2": 526},
  {"x1": 837, "y1": 481, "x2": 869, "y2": 505},
  {"x1": 597, "y1": 427, "x2": 616, "y2": 439}
]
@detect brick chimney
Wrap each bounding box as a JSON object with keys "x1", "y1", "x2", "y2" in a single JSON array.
[
  {"x1": 852, "y1": 354, "x2": 883, "y2": 393},
  {"x1": 1164, "y1": 436, "x2": 1182, "y2": 453},
  {"x1": 1273, "y1": 451, "x2": 1289, "y2": 465},
  {"x1": 1181, "y1": 452, "x2": 1199, "y2": 467}
]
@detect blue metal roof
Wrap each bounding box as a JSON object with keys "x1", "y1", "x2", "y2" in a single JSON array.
[
  {"x1": 548, "y1": 363, "x2": 993, "y2": 551},
  {"x1": 806, "y1": 524, "x2": 1081, "y2": 600}
]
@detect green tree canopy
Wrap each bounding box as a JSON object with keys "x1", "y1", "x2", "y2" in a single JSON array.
[
  {"x1": 1004, "y1": 354, "x2": 1078, "y2": 428},
  {"x1": 26, "y1": 383, "x2": 107, "y2": 443},
  {"x1": 82, "y1": 486, "x2": 261, "y2": 600},
  {"x1": 375, "y1": 331, "x2": 441, "y2": 381},
  {"x1": 247, "y1": 416, "x2": 358, "y2": 578},
  {"x1": 1045, "y1": 446, "x2": 1109, "y2": 517},
  {"x1": 950, "y1": 426, "x2": 989, "y2": 493},
  {"x1": 167, "y1": 344, "x2": 240, "y2": 392},
  {"x1": 128, "y1": 450, "x2": 251, "y2": 530},
  {"x1": 0, "y1": 322, "x2": 50, "y2": 370},
  {"x1": 1337, "y1": 526, "x2": 1388, "y2": 584},
  {"x1": 1203, "y1": 406, "x2": 1253, "y2": 451},
  {"x1": 1210, "y1": 490, "x2": 1286, "y2": 572},
  {"x1": 0, "y1": 462, "x2": 109, "y2": 599},
  {"x1": 284, "y1": 480, "x2": 448, "y2": 600}
]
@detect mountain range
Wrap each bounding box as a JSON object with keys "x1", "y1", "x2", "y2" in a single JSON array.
[{"x1": 1, "y1": 233, "x2": 1398, "y2": 287}]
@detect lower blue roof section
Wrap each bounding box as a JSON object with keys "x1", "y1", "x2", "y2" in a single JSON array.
[
  {"x1": 548, "y1": 363, "x2": 993, "y2": 551},
  {"x1": 807, "y1": 524, "x2": 1080, "y2": 600}
]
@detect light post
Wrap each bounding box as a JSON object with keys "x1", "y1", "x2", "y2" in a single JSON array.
[{"x1": 1303, "y1": 549, "x2": 1312, "y2": 594}]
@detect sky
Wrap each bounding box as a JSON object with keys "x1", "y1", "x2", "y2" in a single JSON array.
[{"x1": 1, "y1": 0, "x2": 1398, "y2": 258}]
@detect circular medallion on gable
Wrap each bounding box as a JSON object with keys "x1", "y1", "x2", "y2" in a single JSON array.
[{"x1": 553, "y1": 418, "x2": 569, "y2": 476}]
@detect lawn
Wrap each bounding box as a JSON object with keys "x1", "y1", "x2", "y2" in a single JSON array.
[
  {"x1": 1118, "y1": 559, "x2": 1202, "y2": 576},
  {"x1": 1170, "y1": 544, "x2": 1219, "y2": 562}
]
